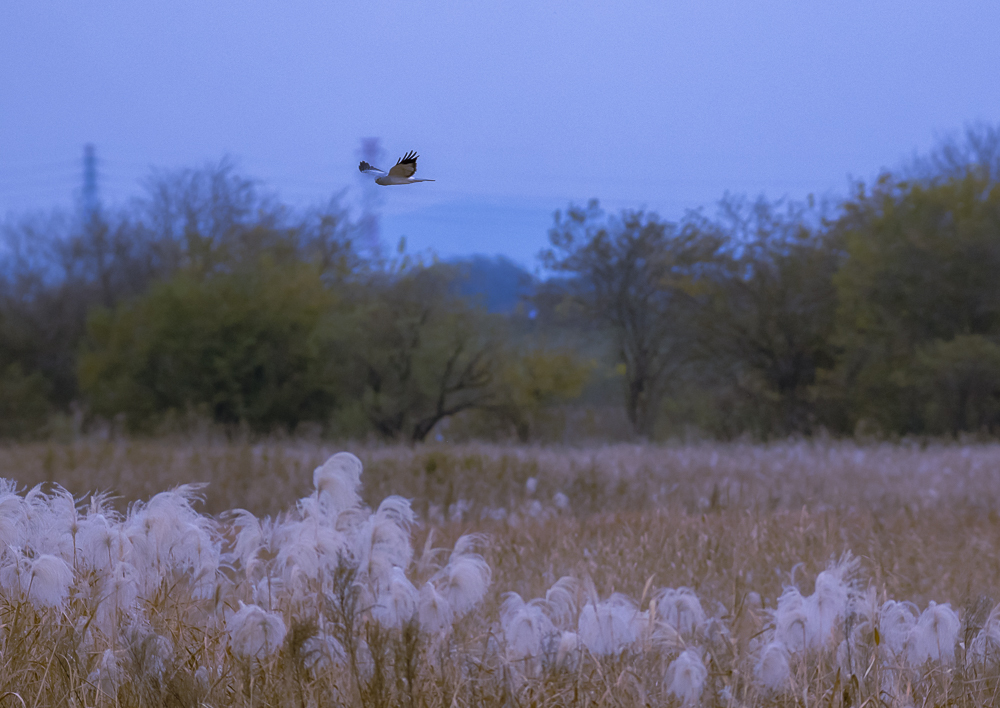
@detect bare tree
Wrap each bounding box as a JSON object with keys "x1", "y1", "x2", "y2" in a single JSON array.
[
  {"x1": 336, "y1": 264, "x2": 498, "y2": 442},
  {"x1": 906, "y1": 122, "x2": 1000, "y2": 184},
  {"x1": 542, "y1": 200, "x2": 723, "y2": 437}
]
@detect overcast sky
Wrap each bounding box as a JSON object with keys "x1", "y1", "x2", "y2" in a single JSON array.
[{"x1": 2, "y1": 2, "x2": 999, "y2": 266}]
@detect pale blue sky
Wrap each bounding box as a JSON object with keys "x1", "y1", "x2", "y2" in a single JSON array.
[{"x1": 2, "y1": 2, "x2": 999, "y2": 265}]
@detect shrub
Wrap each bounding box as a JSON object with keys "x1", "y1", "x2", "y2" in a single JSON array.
[{"x1": 79, "y1": 261, "x2": 341, "y2": 431}]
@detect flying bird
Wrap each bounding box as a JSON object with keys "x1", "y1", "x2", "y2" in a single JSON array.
[{"x1": 359, "y1": 150, "x2": 435, "y2": 185}]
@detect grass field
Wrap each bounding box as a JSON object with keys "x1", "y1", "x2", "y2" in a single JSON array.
[{"x1": 1, "y1": 437, "x2": 999, "y2": 706}]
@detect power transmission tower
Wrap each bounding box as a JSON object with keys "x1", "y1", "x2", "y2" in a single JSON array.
[
  {"x1": 357, "y1": 137, "x2": 385, "y2": 259},
  {"x1": 81, "y1": 143, "x2": 101, "y2": 220}
]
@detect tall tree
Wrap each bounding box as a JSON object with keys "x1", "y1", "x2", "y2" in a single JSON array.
[
  {"x1": 333, "y1": 264, "x2": 500, "y2": 442},
  {"x1": 831, "y1": 170, "x2": 1000, "y2": 433},
  {"x1": 542, "y1": 200, "x2": 722, "y2": 437},
  {"x1": 694, "y1": 196, "x2": 839, "y2": 436}
]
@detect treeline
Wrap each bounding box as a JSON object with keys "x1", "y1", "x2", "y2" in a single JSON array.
[
  {"x1": 0, "y1": 161, "x2": 589, "y2": 441},
  {"x1": 2, "y1": 126, "x2": 1000, "y2": 441}
]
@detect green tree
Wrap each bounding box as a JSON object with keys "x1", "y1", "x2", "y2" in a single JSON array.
[
  {"x1": 0, "y1": 363, "x2": 51, "y2": 438},
  {"x1": 912, "y1": 335, "x2": 1000, "y2": 434},
  {"x1": 542, "y1": 200, "x2": 723, "y2": 437},
  {"x1": 693, "y1": 196, "x2": 839, "y2": 436},
  {"x1": 0, "y1": 160, "x2": 354, "y2": 427},
  {"x1": 493, "y1": 348, "x2": 594, "y2": 442},
  {"x1": 79, "y1": 261, "x2": 341, "y2": 431},
  {"x1": 333, "y1": 264, "x2": 500, "y2": 442},
  {"x1": 830, "y1": 171, "x2": 1000, "y2": 434}
]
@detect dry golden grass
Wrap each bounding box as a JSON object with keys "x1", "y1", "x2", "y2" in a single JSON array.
[{"x1": 2, "y1": 437, "x2": 1000, "y2": 706}]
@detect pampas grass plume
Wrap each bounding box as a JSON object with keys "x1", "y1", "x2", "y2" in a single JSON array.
[
  {"x1": 907, "y1": 601, "x2": 960, "y2": 665},
  {"x1": 879, "y1": 600, "x2": 918, "y2": 657},
  {"x1": 500, "y1": 592, "x2": 554, "y2": 663},
  {"x1": 436, "y1": 534, "x2": 491, "y2": 617},
  {"x1": 313, "y1": 452, "x2": 363, "y2": 514},
  {"x1": 227, "y1": 602, "x2": 287, "y2": 658},
  {"x1": 418, "y1": 581, "x2": 453, "y2": 635},
  {"x1": 656, "y1": 587, "x2": 706, "y2": 636},
  {"x1": 577, "y1": 594, "x2": 639, "y2": 656},
  {"x1": 373, "y1": 566, "x2": 418, "y2": 628},
  {"x1": 756, "y1": 641, "x2": 791, "y2": 691},
  {"x1": 665, "y1": 647, "x2": 707, "y2": 705},
  {"x1": 27, "y1": 553, "x2": 73, "y2": 608}
]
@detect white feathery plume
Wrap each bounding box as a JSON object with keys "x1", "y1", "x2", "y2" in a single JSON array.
[
  {"x1": 26, "y1": 553, "x2": 74, "y2": 609},
  {"x1": 500, "y1": 592, "x2": 556, "y2": 665},
  {"x1": 303, "y1": 631, "x2": 347, "y2": 671},
  {"x1": 225, "y1": 508, "x2": 264, "y2": 572},
  {"x1": 0, "y1": 489, "x2": 27, "y2": 551},
  {"x1": 351, "y1": 503, "x2": 414, "y2": 590},
  {"x1": 274, "y1": 518, "x2": 323, "y2": 587},
  {"x1": 252, "y1": 575, "x2": 283, "y2": 610},
  {"x1": 545, "y1": 576, "x2": 579, "y2": 628},
  {"x1": 0, "y1": 548, "x2": 30, "y2": 597},
  {"x1": 126, "y1": 622, "x2": 175, "y2": 678},
  {"x1": 312, "y1": 452, "x2": 363, "y2": 517},
  {"x1": 969, "y1": 603, "x2": 1000, "y2": 664},
  {"x1": 773, "y1": 586, "x2": 810, "y2": 653},
  {"x1": 87, "y1": 649, "x2": 124, "y2": 699},
  {"x1": 95, "y1": 561, "x2": 140, "y2": 634},
  {"x1": 665, "y1": 647, "x2": 708, "y2": 705},
  {"x1": 77, "y1": 513, "x2": 132, "y2": 572},
  {"x1": 907, "y1": 601, "x2": 960, "y2": 665},
  {"x1": 227, "y1": 602, "x2": 287, "y2": 658},
  {"x1": 312, "y1": 523, "x2": 350, "y2": 572},
  {"x1": 555, "y1": 631, "x2": 579, "y2": 670},
  {"x1": 194, "y1": 666, "x2": 211, "y2": 692},
  {"x1": 878, "y1": 600, "x2": 918, "y2": 657},
  {"x1": 808, "y1": 558, "x2": 855, "y2": 646},
  {"x1": 656, "y1": 587, "x2": 706, "y2": 636},
  {"x1": 417, "y1": 581, "x2": 453, "y2": 635},
  {"x1": 450, "y1": 532, "x2": 485, "y2": 556},
  {"x1": 578, "y1": 593, "x2": 640, "y2": 656},
  {"x1": 271, "y1": 513, "x2": 349, "y2": 589},
  {"x1": 26, "y1": 484, "x2": 78, "y2": 561},
  {"x1": 124, "y1": 483, "x2": 221, "y2": 596},
  {"x1": 372, "y1": 566, "x2": 418, "y2": 628},
  {"x1": 756, "y1": 641, "x2": 791, "y2": 690},
  {"x1": 375, "y1": 496, "x2": 416, "y2": 527},
  {"x1": 773, "y1": 557, "x2": 856, "y2": 654},
  {"x1": 433, "y1": 534, "x2": 491, "y2": 617}
]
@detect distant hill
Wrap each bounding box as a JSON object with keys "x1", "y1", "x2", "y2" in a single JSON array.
[{"x1": 449, "y1": 255, "x2": 535, "y2": 313}]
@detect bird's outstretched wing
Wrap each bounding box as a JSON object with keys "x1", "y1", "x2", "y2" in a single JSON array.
[
  {"x1": 359, "y1": 161, "x2": 386, "y2": 176},
  {"x1": 387, "y1": 151, "x2": 419, "y2": 179}
]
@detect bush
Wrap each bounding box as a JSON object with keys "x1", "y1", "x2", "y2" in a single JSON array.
[
  {"x1": 0, "y1": 363, "x2": 51, "y2": 438},
  {"x1": 79, "y1": 261, "x2": 341, "y2": 431},
  {"x1": 913, "y1": 335, "x2": 1000, "y2": 434}
]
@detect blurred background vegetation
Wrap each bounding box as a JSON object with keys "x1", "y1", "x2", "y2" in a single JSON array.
[{"x1": 2, "y1": 125, "x2": 999, "y2": 442}]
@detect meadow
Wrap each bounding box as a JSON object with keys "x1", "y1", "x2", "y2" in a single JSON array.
[{"x1": 1, "y1": 437, "x2": 999, "y2": 706}]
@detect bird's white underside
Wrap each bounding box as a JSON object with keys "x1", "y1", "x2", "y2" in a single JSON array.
[{"x1": 375, "y1": 176, "x2": 435, "y2": 185}]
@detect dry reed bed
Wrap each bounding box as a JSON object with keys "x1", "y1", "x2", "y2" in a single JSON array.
[
  {"x1": 4, "y1": 438, "x2": 1000, "y2": 516},
  {"x1": 0, "y1": 439, "x2": 998, "y2": 706}
]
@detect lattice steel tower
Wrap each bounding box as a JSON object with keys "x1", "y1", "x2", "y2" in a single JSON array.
[
  {"x1": 357, "y1": 137, "x2": 385, "y2": 258},
  {"x1": 81, "y1": 143, "x2": 100, "y2": 220}
]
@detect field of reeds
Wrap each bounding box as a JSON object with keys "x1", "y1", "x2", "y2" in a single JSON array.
[{"x1": 1, "y1": 437, "x2": 1000, "y2": 707}]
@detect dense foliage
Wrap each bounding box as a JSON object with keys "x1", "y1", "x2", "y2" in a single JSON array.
[{"x1": 2, "y1": 125, "x2": 999, "y2": 440}]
